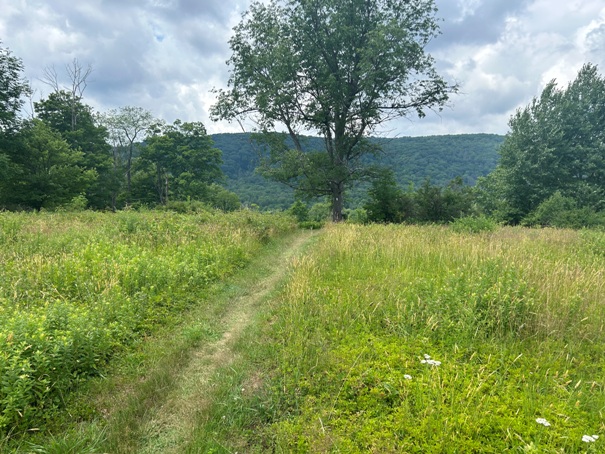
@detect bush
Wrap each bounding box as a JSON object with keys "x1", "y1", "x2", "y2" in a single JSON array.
[
  {"x1": 451, "y1": 215, "x2": 499, "y2": 233},
  {"x1": 345, "y1": 207, "x2": 368, "y2": 224},
  {"x1": 522, "y1": 192, "x2": 605, "y2": 228},
  {"x1": 61, "y1": 194, "x2": 89, "y2": 212},
  {"x1": 364, "y1": 169, "x2": 405, "y2": 223},
  {"x1": 205, "y1": 184, "x2": 242, "y2": 212},
  {"x1": 308, "y1": 201, "x2": 331, "y2": 223},
  {"x1": 364, "y1": 174, "x2": 476, "y2": 224},
  {"x1": 288, "y1": 200, "x2": 309, "y2": 223},
  {"x1": 298, "y1": 220, "x2": 323, "y2": 230}
]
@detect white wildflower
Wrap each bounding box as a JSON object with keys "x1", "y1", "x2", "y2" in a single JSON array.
[
  {"x1": 421, "y1": 359, "x2": 442, "y2": 366},
  {"x1": 404, "y1": 374, "x2": 412, "y2": 380},
  {"x1": 535, "y1": 418, "x2": 551, "y2": 427},
  {"x1": 582, "y1": 434, "x2": 599, "y2": 443},
  {"x1": 424, "y1": 354, "x2": 431, "y2": 360}
]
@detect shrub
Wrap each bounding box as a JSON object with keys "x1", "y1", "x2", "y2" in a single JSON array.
[
  {"x1": 451, "y1": 215, "x2": 499, "y2": 233},
  {"x1": 308, "y1": 201, "x2": 331, "y2": 223},
  {"x1": 288, "y1": 200, "x2": 309, "y2": 223},
  {"x1": 298, "y1": 220, "x2": 323, "y2": 230},
  {"x1": 344, "y1": 207, "x2": 368, "y2": 224},
  {"x1": 522, "y1": 191, "x2": 605, "y2": 228}
]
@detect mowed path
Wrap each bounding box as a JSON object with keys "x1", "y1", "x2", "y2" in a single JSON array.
[{"x1": 132, "y1": 230, "x2": 316, "y2": 453}]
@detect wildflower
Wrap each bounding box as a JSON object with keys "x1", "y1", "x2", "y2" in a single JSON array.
[
  {"x1": 421, "y1": 355, "x2": 441, "y2": 366},
  {"x1": 423, "y1": 359, "x2": 441, "y2": 366},
  {"x1": 582, "y1": 434, "x2": 599, "y2": 443},
  {"x1": 404, "y1": 374, "x2": 412, "y2": 380},
  {"x1": 535, "y1": 418, "x2": 551, "y2": 427}
]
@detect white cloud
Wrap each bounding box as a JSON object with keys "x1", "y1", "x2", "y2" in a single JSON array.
[{"x1": 397, "y1": 0, "x2": 605, "y2": 136}]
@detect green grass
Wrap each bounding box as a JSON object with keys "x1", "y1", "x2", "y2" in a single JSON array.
[
  {"x1": 201, "y1": 224, "x2": 605, "y2": 452},
  {"x1": 4, "y1": 216, "x2": 605, "y2": 452},
  {"x1": 0, "y1": 209, "x2": 296, "y2": 444}
]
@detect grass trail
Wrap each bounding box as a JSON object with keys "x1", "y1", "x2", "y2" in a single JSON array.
[{"x1": 102, "y1": 229, "x2": 316, "y2": 453}]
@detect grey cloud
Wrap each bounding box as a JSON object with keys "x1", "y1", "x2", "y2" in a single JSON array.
[
  {"x1": 151, "y1": 0, "x2": 245, "y2": 28},
  {"x1": 2, "y1": 0, "x2": 604, "y2": 137},
  {"x1": 433, "y1": 0, "x2": 531, "y2": 48},
  {"x1": 585, "y1": 24, "x2": 605, "y2": 67},
  {"x1": 177, "y1": 0, "x2": 239, "y2": 22}
]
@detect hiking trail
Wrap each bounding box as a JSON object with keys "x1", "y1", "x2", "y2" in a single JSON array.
[{"x1": 131, "y1": 231, "x2": 315, "y2": 453}]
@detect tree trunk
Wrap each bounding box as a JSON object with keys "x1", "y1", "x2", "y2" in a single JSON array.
[
  {"x1": 126, "y1": 149, "x2": 133, "y2": 204},
  {"x1": 331, "y1": 181, "x2": 344, "y2": 222}
]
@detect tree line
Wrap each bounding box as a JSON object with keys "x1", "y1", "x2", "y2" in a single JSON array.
[
  {"x1": 3, "y1": 0, "x2": 605, "y2": 228},
  {"x1": 477, "y1": 63, "x2": 605, "y2": 228},
  {"x1": 0, "y1": 44, "x2": 239, "y2": 212}
]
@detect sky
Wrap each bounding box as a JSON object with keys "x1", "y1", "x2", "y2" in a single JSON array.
[{"x1": 1, "y1": 0, "x2": 604, "y2": 138}]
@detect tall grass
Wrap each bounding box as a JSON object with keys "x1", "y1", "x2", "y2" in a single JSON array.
[
  {"x1": 238, "y1": 224, "x2": 605, "y2": 452},
  {"x1": 0, "y1": 209, "x2": 295, "y2": 438}
]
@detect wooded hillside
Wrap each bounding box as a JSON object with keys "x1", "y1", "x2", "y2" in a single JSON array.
[{"x1": 212, "y1": 133, "x2": 504, "y2": 210}]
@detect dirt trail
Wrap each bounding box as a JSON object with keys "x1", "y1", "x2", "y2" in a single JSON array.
[{"x1": 136, "y1": 231, "x2": 315, "y2": 453}]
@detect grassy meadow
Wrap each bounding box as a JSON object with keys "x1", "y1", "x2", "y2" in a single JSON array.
[
  {"x1": 2, "y1": 213, "x2": 605, "y2": 453},
  {"x1": 196, "y1": 224, "x2": 605, "y2": 453},
  {"x1": 0, "y1": 209, "x2": 295, "y2": 440}
]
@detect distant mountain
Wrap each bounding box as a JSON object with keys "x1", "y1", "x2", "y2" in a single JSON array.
[{"x1": 211, "y1": 133, "x2": 504, "y2": 210}]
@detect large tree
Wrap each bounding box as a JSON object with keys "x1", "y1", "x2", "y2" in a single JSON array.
[
  {"x1": 0, "y1": 119, "x2": 96, "y2": 210},
  {"x1": 478, "y1": 63, "x2": 605, "y2": 224},
  {"x1": 0, "y1": 41, "x2": 31, "y2": 180},
  {"x1": 99, "y1": 106, "x2": 155, "y2": 205},
  {"x1": 138, "y1": 120, "x2": 223, "y2": 205},
  {"x1": 35, "y1": 91, "x2": 114, "y2": 208},
  {"x1": 0, "y1": 42, "x2": 30, "y2": 132},
  {"x1": 40, "y1": 59, "x2": 93, "y2": 132},
  {"x1": 212, "y1": 0, "x2": 455, "y2": 221}
]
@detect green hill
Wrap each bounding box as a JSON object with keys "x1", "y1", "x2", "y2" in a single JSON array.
[{"x1": 211, "y1": 133, "x2": 504, "y2": 210}]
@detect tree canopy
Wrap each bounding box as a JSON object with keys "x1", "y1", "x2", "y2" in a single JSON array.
[
  {"x1": 212, "y1": 0, "x2": 455, "y2": 221},
  {"x1": 0, "y1": 41, "x2": 30, "y2": 133},
  {"x1": 34, "y1": 91, "x2": 115, "y2": 209},
  {"x1": 479, "y1": 63, "x2": 605, "y2": 224},
  {"x1": 99, "y1": 106, "x2": 156, "y2": 206},
  {"x1": 0, "y1": 119, "x2": 96, "y2": 210},
  {"x1": 0, "y1": 41, "x2": 31, "y2": 177},
  {"x1": 139, "y1": 120, "x2": 224, "y2": 205}
]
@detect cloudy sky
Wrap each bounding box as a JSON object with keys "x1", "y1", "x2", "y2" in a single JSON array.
[{"x1": 1, "y1": 0, "x2": 604, "y2": 137}]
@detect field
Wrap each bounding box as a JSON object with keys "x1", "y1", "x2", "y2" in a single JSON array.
[
  {"x1": 196, "y1": 224, "x2": 605, "y2": 453},
  {"x1": 0, "y1": 209, "x2": 295, "y2": 440},
  {"x1": 2, "y1": 216, "x2": 605, "y2": 452}
]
